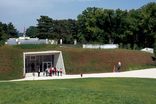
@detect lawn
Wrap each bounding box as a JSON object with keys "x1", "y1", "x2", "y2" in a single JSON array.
[{"x1": 0, "y1": 78, "x2": 156, "y2": 104}]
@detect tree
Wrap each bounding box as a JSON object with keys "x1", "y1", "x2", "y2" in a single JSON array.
[
  {"x1": 0, "y1": 22, "x2": 7, "y2": 45},
  {"x1": 7, "y1": 22, "x2": 18, "y2": 38},
  {"x1": 26, "y1": 26, "x2": 38, "y2": 38},
  {"x1": 139, "y1": 2, "x2": 156, "y2": 48},
  {"x1": 122, "y1": 9, "x2": 140, "y2": 48},
  {"x1": 154, "y1": 36, "x2": 156, "y2": 57},
  {"x1": 77, "y1": 7, "x2": 105, "y2": 43},
  {"x1": 34, "y1": 2, "x2": 156, "y2": 47},
  {"x1": 37, "y1": 16, "x2": 53, "y2": 39},
  {"x1": 36, "y1": 16, "x2": 78, "y2": 43}
]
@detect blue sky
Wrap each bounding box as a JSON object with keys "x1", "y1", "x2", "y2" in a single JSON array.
[{"x1": 0, "y1": 0, "x2": 155, "y2": 32}]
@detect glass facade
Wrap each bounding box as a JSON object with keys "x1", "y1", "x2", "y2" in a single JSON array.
[{"x1": 25, "y1": 55, "x2": 54, "y2": 73}]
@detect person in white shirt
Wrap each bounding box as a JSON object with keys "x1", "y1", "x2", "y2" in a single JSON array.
[{"x1": 117, "y1": 61, "x2": 121, "y2": 72}]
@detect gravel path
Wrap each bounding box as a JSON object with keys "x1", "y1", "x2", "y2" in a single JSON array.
[{"x1": 0, "y1": 68, "x2": 156, "y2": 82}]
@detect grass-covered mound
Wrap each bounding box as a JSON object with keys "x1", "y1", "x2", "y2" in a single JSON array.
[
  {"x1": 0, "y1": 46, "x2": 23, "y2": 80},
  {"x1": 0, "y1": 78, "x2": 156, "y2": 104},
  {"x1": 0, "y1": 44, "x2": 155, "y2": 80},
  {"x1": 62, "y1": 48, "x2": 155, "y2": 74}
]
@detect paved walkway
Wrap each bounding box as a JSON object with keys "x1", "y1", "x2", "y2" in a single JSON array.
[
  {"x1": 0, "y1": 68, "x2": 155, "y2": 82},
  {"x1": 5, "y1": 68, "x2": 155, "y2": 82}
]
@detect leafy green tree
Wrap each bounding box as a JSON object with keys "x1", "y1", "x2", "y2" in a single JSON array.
[
  {"x1": 154, "y1": 36, "x2": 156, "y2": 57},
  {"x1": 139, "y1": 2, "x2": 156, "y2": 48},
  {"x1": 34, "y1": 2, "x2": 156, "y2": 48},
  {"x1": 37, "y1": 16, "x2": 53, "y2": 39},
  {"x1": 0, "y1": 22, "x2": 7, "y2": 45},
  {"x1": 77, "y1": 7, "x2": 105, "y2": 43},
  {"x1": 26, "y1": 26, "x2": 38, "y2": 38},
  {"x1": 37, "y1": 16, "x2": 78, "y2": 43},
  {"x1": 7, "y1": 22, "x2": 18, "y2": 38},
  {"x1": 77, "y1": 2, "x2": 156, "y2": 48}
]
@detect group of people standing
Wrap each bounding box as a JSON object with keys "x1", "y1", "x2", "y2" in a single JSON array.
[
  {"x1": 37, "y1": 67, "x2": 63, "y2": 77},
  {"x1": 35, "y1": 62, "x2": 121, "y2": 77},
  {"x1": 45, "y1": 67, "x2": 63, "y2": 77}
]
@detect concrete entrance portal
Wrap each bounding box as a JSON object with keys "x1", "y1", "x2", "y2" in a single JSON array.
[{"x1": 23, "y1": 51, "x2": 65, "y2": 76}]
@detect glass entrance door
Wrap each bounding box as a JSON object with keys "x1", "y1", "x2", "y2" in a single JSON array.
[{"x1": 42, "y1": 62, "x2": 52, "y2": 72}]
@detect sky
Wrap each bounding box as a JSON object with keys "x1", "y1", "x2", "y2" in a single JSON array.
[{"x1": 0, "y1": 0, "x2": 155, "y2": 32}]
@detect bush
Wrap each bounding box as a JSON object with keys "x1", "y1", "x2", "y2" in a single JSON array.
[
  {"x1": 127, "y1": 43, "x2": 131, "y2": 49},
  {"x1": 133, "y1": 44, "x2": 138, "y2": 50}
]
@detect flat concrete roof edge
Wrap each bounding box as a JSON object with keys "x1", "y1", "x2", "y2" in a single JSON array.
[{"x1": 24, "y1": 51, "x2": 61, "y2": 55}]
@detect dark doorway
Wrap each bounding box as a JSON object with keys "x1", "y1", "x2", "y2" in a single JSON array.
[
  {"x1": 25, "y1": 55, "x2": 54, "y2": 73},
  {"x1": 42, "y1": 62, "x2": 52, "y2": 72},
  {"x1": 31, "y1": 63, "x2": 35, "y2": 72}
]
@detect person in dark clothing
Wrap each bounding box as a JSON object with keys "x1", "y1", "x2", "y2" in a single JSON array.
[
  {"x1": 38, "y1": 69, "x2": 40, "y2": 77},
  {"x1": 54, "y1": 67, "x2": 57, "y2": 76},
  {"x1": 81, "y1": 73, "x2": 83, "y2": 77},
  {"x1": 45, "y1": 68, "x2": 49, "y2": 76},
  {"x1": 31, "y1": 63, "x2": 35, "y2": 76},
  {"x1": 57, "y1": 69, "x2": 59, "y2": 76}
]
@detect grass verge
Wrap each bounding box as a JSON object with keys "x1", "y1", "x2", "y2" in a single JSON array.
[{"x1": 0, "y1": 78, "x2": 156, "y2": 104}]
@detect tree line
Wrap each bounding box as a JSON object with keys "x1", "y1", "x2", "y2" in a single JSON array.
[
  {"x1": 0, "y1": 2, "x2": 155, "y2": 50},
  {"x1": 26, "y1": 2, "x2": 156, "y2": 49}
]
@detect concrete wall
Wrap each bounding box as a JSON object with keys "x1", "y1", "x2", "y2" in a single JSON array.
[
  {"x1": 54, "y1": 52, "x2": 66, "y2": 74},
  {"x1": 141, "y1": 48, "x2": 154, "y2": 54},
  {"x1": 83, "y1": 44, "x2": 119, "y2": 49},
  {"x1": 6, "y1": 38, "x2": 55, "y2": 45}
]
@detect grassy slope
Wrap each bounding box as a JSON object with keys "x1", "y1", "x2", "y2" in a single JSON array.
[
  {"x1": 0, "y1": 46, "x2": 23, "y2": 80},
  {"x1": 62, "y1": 48, "x2": 155, "y2": 74},
  {"x1": 0, "y1": 44, "x2": 155, "y2": 80},
  {"x1": 0, "y1": 78, "x2": 156, "y2": 104}
]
